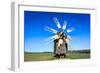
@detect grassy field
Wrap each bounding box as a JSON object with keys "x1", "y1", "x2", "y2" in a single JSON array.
[
  {"x1": 24, "y1": 51, "x2": 90, "y2": 61},
  {"x1": 24, "y1": 52, "x2": 54, "y2": 61}
]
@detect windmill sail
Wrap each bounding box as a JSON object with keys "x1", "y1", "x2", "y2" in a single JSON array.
[
  {"x1": 53, "y1": 17, "x2": 61, "y2": 29},
  {"x1": 67, "y1": 28, "x2": 75, "y2": 33},
  {"x1": 45, "y1": 39, "x2": 54, "y2": 44},
  {"x1": 62, "y1": 20, "x2": 67, "y2": 30},
  {"x1": 44, "y1": 35, "x2": 59, "y2": 42},
  {"x1": 44, "y1": 26, "x2": 58, "y2": 34}
]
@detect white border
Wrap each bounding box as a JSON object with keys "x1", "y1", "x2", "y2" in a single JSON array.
[{"x1": 11, "y1": 2, "x2": 97, "y2": 71}]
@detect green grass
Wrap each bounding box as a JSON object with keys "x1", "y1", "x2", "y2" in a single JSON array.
[
  {"x1": 24, "y1": 52, "x2": 90, "y2": 61},
  {"x1": 24, "y1": 52, "x2": 55, "y2": 61},
  {"x1": 68, "y1": 52, "x2": 90, "y2": 59}
]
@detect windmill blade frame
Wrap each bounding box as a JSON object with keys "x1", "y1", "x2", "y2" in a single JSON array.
[
  {"x1": 45, "y1": 39, "x2": 54, "y2": 44},
  {"x1": 53, "y1": 17, "x2": 61, "y2": 29},
  {"x1": 44, "y1": 26, "x2": 58, "y2": 34},
  {"x1": 67, "y1": 35, "x2": 72, "y2": 40},
  {"x1": 62, "y1": 20, "x2": 67, "y2": 30},
  {"x1": 44, "y1": 35, "x2": 59, "y2": 42},
  {"x1": 66, "y1": 27, "x2": 75, "y2": 33}
]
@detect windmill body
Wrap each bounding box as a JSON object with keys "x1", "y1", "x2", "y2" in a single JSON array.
[{"x1": 53, "y1": 32, "x2": 68, "y2": 58}]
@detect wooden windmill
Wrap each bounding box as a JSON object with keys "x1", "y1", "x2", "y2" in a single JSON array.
[{"x1": 44, "y1": 17, "x2": 74, "y2": 58}]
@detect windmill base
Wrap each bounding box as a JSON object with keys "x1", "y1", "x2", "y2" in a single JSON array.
[{"x1": 54, "y1": 53, "x2": 66, "y2": 58}]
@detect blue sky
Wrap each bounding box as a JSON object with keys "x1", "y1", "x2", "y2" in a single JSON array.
[{"x1": 24, "y1": 11, "x2": 90, "y2": 52}]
